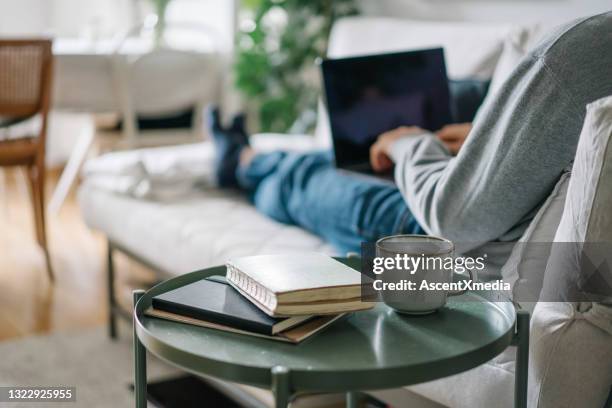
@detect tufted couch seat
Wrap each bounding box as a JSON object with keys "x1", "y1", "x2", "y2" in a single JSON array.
[{"x1": 79, "y1": 180, "x2": 335, "y2": 276}]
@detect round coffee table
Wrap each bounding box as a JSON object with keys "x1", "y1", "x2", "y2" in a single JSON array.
[{"x1": 132, "y1": 258, "x2": 529, "y2": 408}]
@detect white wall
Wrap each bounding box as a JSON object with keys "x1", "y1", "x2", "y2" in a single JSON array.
[
  {"x1": 50, "y1": 0, "x2": 134, "y2": 38},
  {"x1": 0, "y1": 0, "x2": 50, "y2": 36},
  {"x1": 359, "y1": 0, "x2": 611, "y2": 24},
  {"x1": 0, "y1": 0, "x2": 134, "y2": 37},
  {"x1": 0, "y1": 0, "x2": 234, "y2": 48}
]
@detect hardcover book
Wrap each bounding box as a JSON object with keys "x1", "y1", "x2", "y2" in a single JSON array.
[
  {"x1": 151, "y1": 276, "x2": 312, "y2": 335},
  {"x1": 226, "y1": 253, "x2": 374, "y2": 317},
  {"x1": 146, "y1": 307, "x2": 345, "y2": 344}
]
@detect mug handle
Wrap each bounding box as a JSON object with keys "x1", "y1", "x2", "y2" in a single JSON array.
[{"x1": 448, "y1": 268, "x2": 474, "y2": 297}]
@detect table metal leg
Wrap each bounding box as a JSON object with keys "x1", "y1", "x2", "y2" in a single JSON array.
[
  {"x1": 514, "y1": 310, "x2": 530, "y2": 408},
  {"x1": 133, "y1": 290, "x2": 147, "y2": 408},
  {"x1": 272, "y1": 366, "x2": 291, "y2": 408},
  {"x1": 346, "y1": 391, "x2": 363, "y2": 408}
]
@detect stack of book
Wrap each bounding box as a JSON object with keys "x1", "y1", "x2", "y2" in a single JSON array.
[{"x1": 147, "y1": 254, "x2": 373, "y2": 343}]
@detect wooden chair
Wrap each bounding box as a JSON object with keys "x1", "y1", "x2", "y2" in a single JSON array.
[{"x1": 0, "y1": 39, "x2": 54, "y2": 281}]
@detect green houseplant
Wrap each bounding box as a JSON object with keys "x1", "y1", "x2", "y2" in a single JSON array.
[
  {"x1": 235, "y1": 0, "x2": 359, "y2": 133},
  {"x1": 150, "y1": 0, "x2": 172, "y2": 45}
]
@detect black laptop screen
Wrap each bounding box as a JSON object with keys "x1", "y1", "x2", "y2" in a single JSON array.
[{"x1": 321, "y1": 48, "x2": 452, "y2": 172}]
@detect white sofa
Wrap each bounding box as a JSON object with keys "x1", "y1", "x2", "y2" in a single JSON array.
[
  {"x1": 78, "y1": 16, "x2": 612, "y2": 408},
  {"x1": 80, "y1": 15, "x2": 531, "y2": 273}
]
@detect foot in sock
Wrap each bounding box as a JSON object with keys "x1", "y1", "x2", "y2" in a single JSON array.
[{"x1": 207, "y1": 106, "x2": 250, "y2": 188}]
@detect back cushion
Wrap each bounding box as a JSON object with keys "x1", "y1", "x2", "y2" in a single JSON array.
[
  {"x1": 529, "y1": 95, "x2": 612, "y2": 408},
  {"x1": 541, "y1": 95, "x2": 612, "y2": 304},
  {"x1": 327, "y1": 17, "x2": 519, "y2": 79},
  {"x1": 500, "y1": 170, "x2": 570, "y2": 313}
]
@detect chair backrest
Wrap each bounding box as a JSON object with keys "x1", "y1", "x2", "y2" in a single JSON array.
[
  {"x1": 111, "y1": 21, "x2": 221, "y2": 145},
  {"x1": 0, "y1": 39, "x2": 53, "y2": 120},
  {"x1": 116, "y1": 48, "x2": 218, "y2": 116}
]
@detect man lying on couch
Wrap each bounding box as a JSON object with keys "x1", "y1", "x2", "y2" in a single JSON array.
[{"x1": 211, "y1": 12, "x2": 612, "y2": 257}]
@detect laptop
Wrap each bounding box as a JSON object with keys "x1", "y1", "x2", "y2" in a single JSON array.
[{"x1": 320, "y1": 48, "x2": 452, "y2": 180}]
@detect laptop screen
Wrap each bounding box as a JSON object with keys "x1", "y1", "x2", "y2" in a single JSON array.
[{"x1": 321, "y1": 48, "x2": 452, "y2": 173}]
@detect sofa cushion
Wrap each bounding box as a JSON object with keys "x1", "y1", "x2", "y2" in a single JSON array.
[
  {"x1": 403, "y1": 347, "x2": 516, "y2": 408},
  {"x1": 327, "y1": 17, "x2": 519, "y2": 79},
  {"x1": 500, "y1": 170, "x2": 570, "y2": 313},
  {"x1": 529, "y1": 96, "x2": 612, "y2": 408},
  {"x1": 542, "y1": 95, "x2": 612, "y2": 302},
  {"x1": 529, "y1": 302, "x2": 612, "y2": 408},
  {"x1": 78, "y1": 186, "x2": 336, "y2": 275}
]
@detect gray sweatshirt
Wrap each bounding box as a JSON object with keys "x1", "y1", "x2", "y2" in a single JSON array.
[{"x1": 390, "y1": 12, "x2": 612, "y2": 257}]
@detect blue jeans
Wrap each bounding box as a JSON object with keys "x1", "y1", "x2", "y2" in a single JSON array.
[{"x1": 237, "y1": 150, "x2": 423, "y2": 254}]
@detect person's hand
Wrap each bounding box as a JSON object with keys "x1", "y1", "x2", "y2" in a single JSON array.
[
  {"x1": 370, "y1": 126, "x2": 425, "y2": 173},
  {"x1": 436, "y1": 123, "x2": 472, "y2": 155}
]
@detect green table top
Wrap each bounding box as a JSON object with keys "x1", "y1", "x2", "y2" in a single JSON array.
[{"x1": 134, "y1": 258, "x2": 516, "y2": 393}]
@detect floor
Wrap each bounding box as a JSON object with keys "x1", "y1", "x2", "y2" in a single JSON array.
[
  {"x1": 0, "y1": 167, "x2": 155, "y2": 341},
  {"x1": 0, "y1": 168, "x2": 380, "y2": 408},
  {"x1": 0, "y1": 326, "x2": 179, "y2": 408}
]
